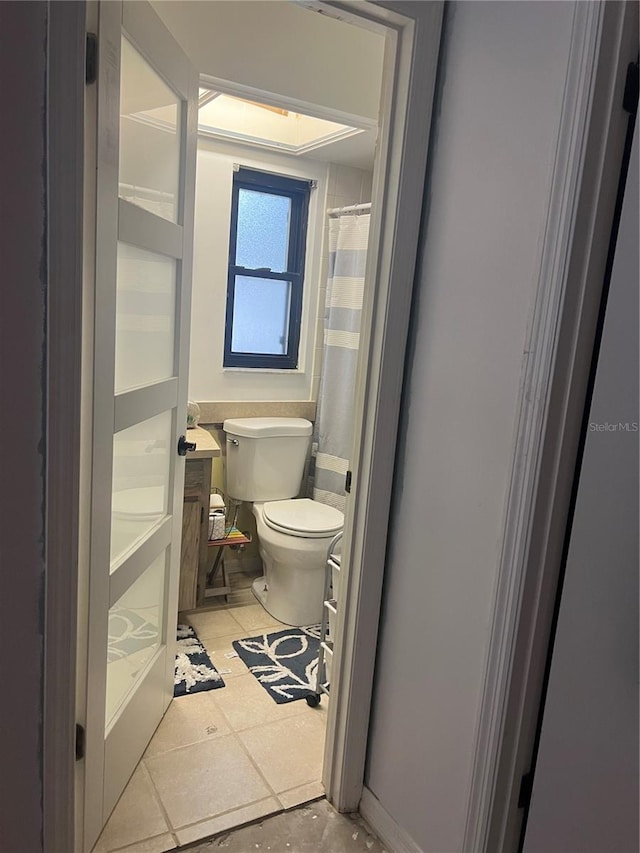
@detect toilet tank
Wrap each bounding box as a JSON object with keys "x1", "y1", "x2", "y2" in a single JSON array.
[{"x1": 223, "y1": 418, "x2": 313, "y2": 502}]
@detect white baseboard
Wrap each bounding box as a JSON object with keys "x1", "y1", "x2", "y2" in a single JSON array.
[{"x1": 359, "y1": 787, "x2": 423, "y2": 853}]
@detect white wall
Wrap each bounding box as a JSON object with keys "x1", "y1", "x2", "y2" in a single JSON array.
[
  {"x1": 150, "y1": 0, "x2": 380, "y2": 405},
  {"x1": 189, "y1": 139, "x2": 328, "y2": 402},
  {"x1": 523, "y1": 120, "x2": 639, "y2": 853},
  {"x1": 152, "y1": 1, "x2": 384, "y2": 122},
  {"x1": 364, "y1": 3, "x2": 576, "y2": 851}
]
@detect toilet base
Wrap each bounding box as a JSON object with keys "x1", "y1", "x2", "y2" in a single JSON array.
[
  {"x1": 251, "y1": 570, "x2": 324, "y2": 627},
  {"x1": 251, "y1": 576, "x2": 268, "y2": 610},
  {"x1": 251, "y1": 576, "x2": 298, "y2": 627}
]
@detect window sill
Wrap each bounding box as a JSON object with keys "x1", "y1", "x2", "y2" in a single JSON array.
[{"x1": 222, "y1": 367, "x2": 306, "y2": 375}]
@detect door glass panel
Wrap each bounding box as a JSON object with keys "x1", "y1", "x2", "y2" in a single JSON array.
[
  {"x1": 106, "y1": 550, "x2": 166, "y2": 724},
  {"x1": 110, "y1": 410, "x2": 172, "y2": 565},
  {"x1": 115, "y1": 242, "x2": 176, "y2": 393},
  {"x1": 235, "y1": 189, "x2": 291, "y2": 272},
  {"x1": 231, "y1": 276, "x2": 291, "y2": 354},
  {"x1": 119, "y1": 36, "x2": 181, "y2": 222}
]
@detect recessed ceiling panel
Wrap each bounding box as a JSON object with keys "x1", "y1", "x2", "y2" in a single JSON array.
[{"x1": 197, "y1": 90, "x2": 366, "y2": 155}]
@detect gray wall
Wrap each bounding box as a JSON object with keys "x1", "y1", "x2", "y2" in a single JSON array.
[
  {"x1": 364, "y1": 3, "x2": 575, "y2": 851},
  {"x1": 523, "y1": 120, "x2": 639, "y2": 853},
  {"x1": 0, "y1": 2, "x2": 47, "y2": 850}
]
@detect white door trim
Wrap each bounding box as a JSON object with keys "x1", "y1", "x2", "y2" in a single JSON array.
[
  {"x1": 463, "y1": 2, "x2": 605, "y2": 846},
  {"x1": 464, "y1": 2, "x2": 639, "y2": 851},
  {"x1": 44, "y1": 3, "x2": 86, "y2": 852},
  {"x1": 312, "y1": 0, "x2": 444, "y2": 812}
]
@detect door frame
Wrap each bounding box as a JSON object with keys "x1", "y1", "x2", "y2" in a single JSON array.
[
  {"x1": 45, "y1": 2, "x2": 86, "y2": 851},
  {"x1": 311, "y1": 0, "x2": 445, "y2": 811},
  {"x1": 44, "y1": 2, "x2": 444, "y2": 851},
  {"x1": 464, "y1": 3, "x2": 639, "y2": 851}
]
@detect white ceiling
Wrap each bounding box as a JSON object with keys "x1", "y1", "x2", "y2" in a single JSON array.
[
  {"x1": 152, "y1": 1, "x2": 383, "y2": 170},
  {"x1": 303, "y1": 127, "x2": 377, "y2": 170}
]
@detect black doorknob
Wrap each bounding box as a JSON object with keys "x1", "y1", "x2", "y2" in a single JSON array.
[{"x1": 178, "y1": 434, "x2": 196, "y2": 456}]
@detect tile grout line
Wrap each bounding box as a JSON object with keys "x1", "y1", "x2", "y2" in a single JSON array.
[
  {"x1": 142, "y1": 700, "x2": 320, "y2": 763},
  {"x1": 142, "y1": 705, "x2": 299, "y2": 832},
  {"x1": 140, "y1": 757, "x2": 181, "y2": 847},
  {"x1": 208, "y1": 681, "x2": 316, "y2": 733},
  {"x1": 171, "y1": 794, "x2": 282, "y2": 842},
  {"x1": 108, "y1": 830, "x2": 176, "y2": 853},
  {"x1": 135, "y1": 605, "x2": 310, "y2": 846},
  {"x1": 143, "y1": 729, "x2": 288, "y2": 847},
  {"x1": 277, "y1": 780, "x2": 325, "y2": 798},
  {"x1": 228, "y1": 727, "x2": 284, "y2": 805},
  {"x1": 231, "y1": 709, "x2": 328, "y2": 803},
  {"x1": 189, "y1": 622, "x2": 285, "y2": 645},
  {"x1": 143, "y1": 729, "x2": 228, "y2": 762},
  {"x1": 186, "y1": 602, "x2": 287, "y2": 632},
  {"x1": 143, "y1": 688, "x2": 321, "y2": 763},
  {"x1": 143, "y1": 727, "x2": 279, "y2": 846}
]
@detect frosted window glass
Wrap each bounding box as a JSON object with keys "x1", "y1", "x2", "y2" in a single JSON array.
[
  {"x1": 231, "y1": 276, "x2": 291, "y2": 354},
  {"x1": 110, "y1": 411, "x2": 172, "y2": 565},
  {"x1": 106, "y1": 550, "x2": 165, "y2": 724},
  {"x1": 235, "y1": 190, "x2": 291, "y2": 272},
  {"x1": 115, "y1": 243, "x2": 176, "y2": 394},
  {"x1": 119, "y1": 37, "x2": 181, "y2": 223}
]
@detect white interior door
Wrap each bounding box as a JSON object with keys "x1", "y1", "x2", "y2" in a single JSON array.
[{"x1": 83, "y1": 3, "x2": 197, "y2": 849}]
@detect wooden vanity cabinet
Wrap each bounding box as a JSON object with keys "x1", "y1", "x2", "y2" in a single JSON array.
[{"x1": 177, "y1": 428, "x2": 220, "y2": 611}]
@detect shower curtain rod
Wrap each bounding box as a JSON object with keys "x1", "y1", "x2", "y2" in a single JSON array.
[{"x1": 327, "y1": 202, "x2": 372, "y2": 217}]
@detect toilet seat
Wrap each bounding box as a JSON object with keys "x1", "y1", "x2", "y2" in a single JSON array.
[{"x1": 262, "y1": 498, "x2": 343, "y2": 539}]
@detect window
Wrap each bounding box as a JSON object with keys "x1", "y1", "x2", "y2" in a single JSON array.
[{"x1": 224, "y1": 168, "x2": 310, "y2": 369}]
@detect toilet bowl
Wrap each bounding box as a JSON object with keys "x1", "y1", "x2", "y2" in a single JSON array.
[
  {"x1": 251, "y1": 499, "x2": 343, "y2": 626},
  {"x1": 222, "y1": 418, "x2": 344, "y2": 627}
]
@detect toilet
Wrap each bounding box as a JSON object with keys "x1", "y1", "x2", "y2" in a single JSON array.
[{"x1": 223, "y1": 417, "x2": 344, "y2": 626}]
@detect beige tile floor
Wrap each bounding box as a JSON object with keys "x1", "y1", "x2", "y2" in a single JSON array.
[{"x1": 94, "y1": 576, "x2": 327, "y2": 853}]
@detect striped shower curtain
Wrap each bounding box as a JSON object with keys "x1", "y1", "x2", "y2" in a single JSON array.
[{"x1": 312, "y1": 212, "x2": 370, "y2": 513}]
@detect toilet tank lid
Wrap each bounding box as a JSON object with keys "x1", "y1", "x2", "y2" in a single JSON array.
[{"x1": 223, "y1": 417, "x2": 312, "y2": 438}]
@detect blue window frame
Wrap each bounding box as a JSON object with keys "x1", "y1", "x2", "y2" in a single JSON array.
[{"x1": 224, "y1": 168, "x2": 311, "y2": 369}]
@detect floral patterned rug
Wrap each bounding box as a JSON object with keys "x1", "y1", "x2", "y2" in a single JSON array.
[
  {"x1": 232, "y1": 625, "x2": 321, "y2": 704},
  {"x1": 174, "y1": 624, "x2": 225, "y2": 697}
]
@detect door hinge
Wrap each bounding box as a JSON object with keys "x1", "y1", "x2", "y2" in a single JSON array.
[
  {"x1": 201, "y1": 506, "x2": 205, "y2": 525},
  {"x1": 345, "y1": 470, "x2": 352, "y2": 494},
  {"x1": 518, "y1": 771, "x2": 533, "y2": 810},
  {"x1": 622, "y1": 61, "x2": 639, "y2": 115},
  {"x1": 75, "y1": 723, "x2": 86, "y2": 761},
  {"x1": 85, "y1": 33, "x2": 97, "y2": 85}
]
